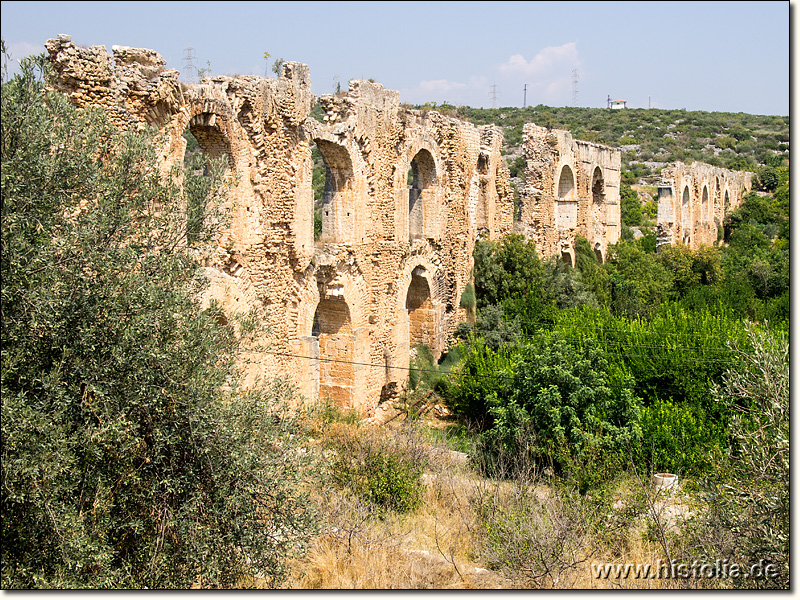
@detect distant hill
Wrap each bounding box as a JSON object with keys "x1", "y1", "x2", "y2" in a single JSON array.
[{"x1": 410, "y1": 103, "x2": 789, "y2": 185}]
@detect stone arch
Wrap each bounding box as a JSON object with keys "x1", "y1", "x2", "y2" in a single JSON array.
[
  {"x1": 186, "y1": 111, "x2": 235, "y2": 170},
  {"x1": 406, "y1": 266, "x2": 435, "y2": 349},
  {"x1": 312, "y1": 295, "x2": 355, "y2": 408},
  {"x1": 556, "y1": 163, "x2": 577, "y2": 229},
  {"x1": 558, "y1": 164, "x2": 576, "y2": 200},
  {"x1": 591, "y1": 166, "x2": 605, "y2": 204},
  {"x1": 175, "y1": 97, "x2": 240, "y2": 171},
  {"x1": 561, "y1": 245, "x2": 575, "y2": 267},
  {"x1": 681, "y1": 185, "x2": 692, "y2": 243},
  {"x1": 178, "y1": 104, "x2": 239, "y2": 244},
  {"x1": 408, "y1": 148, "x2": 437, "y2": 240},
  {"x1": 590, "y1": 166, "x2": 606, "y2": 242},
  {"x1": 396, "y1": 137, "x2": 442, "y2": 242},
  {"x1": 701, "y1": 185, "x2": 710, "y2": 224},
  {"x1": 395, "y1": 258, "x2": 442, "y2": 366},
  {"x1": 314, "y1": 138, "x2": 355, "y2": 244},
  {"x1": 292, "y1": 269, "x2": 371, "y2": 411},
  {"x1": 594, "y1": 241, "x2": 605, "y2": 265}
]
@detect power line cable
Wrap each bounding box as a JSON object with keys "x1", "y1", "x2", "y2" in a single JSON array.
[{"x1": 263, "y1": 349, "x2": 732, "y2": 397}]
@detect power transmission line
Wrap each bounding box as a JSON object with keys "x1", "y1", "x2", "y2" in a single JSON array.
[
  {"x1": 572, "y1": 68, "x2": 579, "y2": 107},
  {"x1": 489, "y1": 83, "x2": 499, "y2": 108},
  {"x1": 263, "y1": 349, "x2": 735, "y2": 396},
  {"x1": 182, "y1": 45, "x2": 198, "y2": 83}
]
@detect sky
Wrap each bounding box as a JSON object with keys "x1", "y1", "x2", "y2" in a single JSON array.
[{"x1": 0, "y1": 1, "x2": 791, "y2": 115}]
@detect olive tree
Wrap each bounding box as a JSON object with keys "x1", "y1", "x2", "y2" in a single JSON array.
[{"x1": 1, "y1": 51, "x2": 314, "y2": 588}]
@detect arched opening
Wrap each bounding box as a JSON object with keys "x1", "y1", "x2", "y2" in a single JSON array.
[
  {"x1": 409, "y1": 149, "x2": 436, "y2": 240},
  {"x1": 681, "y1": 186, "x2": 692, "y2": 240},
  {"x1": 724, "y1": 190, "x2": 730, "y2": 212},
  {"x1": 594, "y1": 241, "x2": 604, "y2": 265},
  {"x1": 183, "y1": 113, "x2": 233, "y2": 244},
  {"x1": 314, "y1": 139, "x2": 354, "y2": 244},
  {"x1": 406, "y1": 267, "x2": 435, "y2": 349},
  {"x1": 312, "y1": 296, "x2": 354, "y2": 408},
  {"x1": 476, "y1": 154, "x2": 490, "y2": 232},
  {"x1": 561, "y1": 248, "x2": 574, "y2": 267},
  {"x1": 591, "y1": 167, "x2": 605, "y2": 204},
  {"x1": 701, "y1": 186, "x2": 709, "y2": 224},
  {"x1": 558, "y1": 165, "x2": 575, "y2": 200},
  {"x1": 556, "y1": 165, "x2": 577, "y2": 229},
  {"x1": 186, "y1": 113, "x2": 234, "y2": 170}
]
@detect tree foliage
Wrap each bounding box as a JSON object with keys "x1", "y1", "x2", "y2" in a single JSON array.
[
  {"x1": 494, "y1": 337, "x2": 641, "y2": 471},
  {"x1": 1, "y1": 54, "x2": 314, "y2": 588},
  {"x1": 472, "y1": 234, "x2": 543, "y2": 309},
  {"x1": 688, "y1": 324, "x2": 789, "y2": 588},
  {"x1": 619, "y1": 182, "x2": 642, "y2": 226}
]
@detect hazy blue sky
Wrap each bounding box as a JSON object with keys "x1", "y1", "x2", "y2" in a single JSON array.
[{"x1": 1, "y1": 1, "x2": 790, "y2": 115}]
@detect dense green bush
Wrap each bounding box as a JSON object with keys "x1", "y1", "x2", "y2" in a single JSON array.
[
  {"x1": 1, "y1": 54, "x2": 313, "y2": 588},
  {"x1": 473, "y1": 234, "x2": 543, "y2": 309},
  {"x1": 620, "y1": 182, "x2": 642, "y2": 226},
  {"x1": 326, "y1": 425, "x2": 427, "y2": 514},
  {"x1": 481, "y1": 336, "x2": 642, "y2": 485},
  {"x1": 604, "y1": 241, "x2": 673, "y2": 318},
  {"x1": 445, "y1": 339, "x2": 515, "y2": 429},
  {"x1": 637, "y1": 397, "x2": 725, "y2": 476}
]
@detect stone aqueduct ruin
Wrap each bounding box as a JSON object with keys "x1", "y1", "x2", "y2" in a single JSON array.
[
  {"x1": 44, "y1": 36, "x2": 752, "y2": 416},
  {"x1": 655, "y1": 162, "x2": 753, "y2": 249}
]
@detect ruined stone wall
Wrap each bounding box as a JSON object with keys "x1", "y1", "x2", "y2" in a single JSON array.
[
  {"x1": 45, "y1": 36, "x2": 513, "y2": 416},
  {"x1": 656, "y1": 162, "x2": 753, "y2": 249},
  {"x1": 515, "y1": 123, "x2": 621, "y2": 265},
  {"x1": 45, "y1": 36, "x2": 755, "y2": 416}
]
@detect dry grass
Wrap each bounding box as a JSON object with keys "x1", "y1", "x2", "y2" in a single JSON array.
[
  {"x1": 283, "y1": 410, "x2": 700, "y2": 589},
  {"x1": 287, "y1": 427, "x2": 510, "y2": 589}
]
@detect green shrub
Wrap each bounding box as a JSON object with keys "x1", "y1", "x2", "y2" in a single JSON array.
[
  {"x1": 638, "y1": 398, "x2": 724, "y2": 476},
  {"x1": 473, "y1": 235, "x2": 543, "y2": 309},
  {"x1": 480, "y1": 335, "x2": 642, "y2": 491},
  {"x1": 326, "y1": 425, "x2": 427, "y2": 514},
  {"x1": 1, "y1": 55, "x2": 313, "y2": 588},
  {"x1": 459, "y1": 281, "x2": 476, "y2": 319},
  {"x1": 444, "y1": 340, "x2": 516, "y2": 429}
]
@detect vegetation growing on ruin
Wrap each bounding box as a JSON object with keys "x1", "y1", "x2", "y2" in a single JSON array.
[
  {"x1": 419, "y1": 103, "x2": 789, "y2": 180},
  {"x1": 1, "y1": 45, "x2": 788, "y2": 589},
  {"x1": 2, "y1": 52, "x2": 316, "y2": 589}
]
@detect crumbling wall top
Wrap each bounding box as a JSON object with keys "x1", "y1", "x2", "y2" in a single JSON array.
[{"x1": 111, "y1": 45, "x2": 166, "y2": 68}]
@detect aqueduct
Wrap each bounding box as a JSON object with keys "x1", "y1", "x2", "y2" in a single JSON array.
[
  {"x1": 655, "y1": 162, "x2": 753, "y2": 249},
  {"x1": 43, "y1": 35, "x2": 752, "y2": 415},
  {"x1": 515, "y1": 124, "x2": 622, "y2": 265}
]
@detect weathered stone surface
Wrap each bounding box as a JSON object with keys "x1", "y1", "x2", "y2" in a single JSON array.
[
  {"x1": 44, "y1": 37, "x2": 753, "y2": 415},
  {"x1": 45, "y1": 38, "x2": 513, "y2": 416},
  {"x1": 515, "y1": 123, "x2": 621, "y2": 265},
  {"x1": 655, "y1": 162, "x2": 753, "y2": 249}
]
